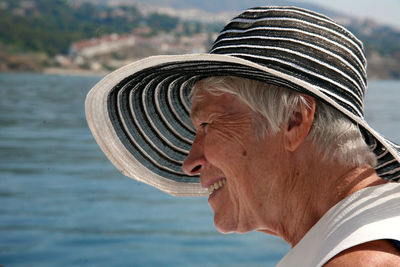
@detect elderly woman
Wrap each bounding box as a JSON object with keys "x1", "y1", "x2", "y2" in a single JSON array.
[{"x1": 86, "y1": 6, "x2": 400, "y2": 266}]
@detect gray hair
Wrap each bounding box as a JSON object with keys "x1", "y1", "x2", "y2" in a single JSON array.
[{"x1": 191, "y1": 76, "x2": 377, "y2": 168}]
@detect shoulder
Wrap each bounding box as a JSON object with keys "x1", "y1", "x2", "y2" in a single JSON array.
[{"x1": 324, "y1": 240, "x2": 400, "y2": 267}]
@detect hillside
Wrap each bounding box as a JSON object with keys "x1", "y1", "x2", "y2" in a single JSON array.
[
  {"x1": 92, "y1": 0, "x2": 343, "y2": 16},
  {"x1": 0, "y1": 0, "x2": 399, "y2": 79}
]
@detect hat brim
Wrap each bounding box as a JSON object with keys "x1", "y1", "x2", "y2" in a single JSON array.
[{"x1": 86, "y1": 53, "x2": 400, "y2": 196}]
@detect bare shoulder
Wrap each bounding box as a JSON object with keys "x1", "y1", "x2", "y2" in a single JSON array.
[{"x1": 324, "y1": 240, "x2": 400, "y2": 267}]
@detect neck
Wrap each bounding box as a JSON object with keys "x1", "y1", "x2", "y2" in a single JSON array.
[{"x1": 267, "y1": 153, "x2": 385, "y2": 247}]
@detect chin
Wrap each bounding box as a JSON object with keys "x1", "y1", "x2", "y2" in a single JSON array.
[
  {"x1": 214, "y1": 216, "x2": 235, "y2": 234},
  {"x1": 215, "y1": 224, "x2": 234, "y2": 234},
  {"x1": 214, "y1": 217, "x2": 251, "y2": 234}
]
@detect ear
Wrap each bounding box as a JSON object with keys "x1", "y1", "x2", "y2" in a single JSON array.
[{"x1": 284, "y1": 95, "x2": 316, "y2": 152}]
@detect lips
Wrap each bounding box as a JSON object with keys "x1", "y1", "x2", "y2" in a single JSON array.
[{"x1": 208, "y1": 178, "x2": 227, "y2": 195}]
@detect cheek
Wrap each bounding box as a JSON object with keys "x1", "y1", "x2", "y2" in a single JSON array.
[
  {"x1": 204, "y1": 126, "x2": 246, "y2": 160},
  {"x1": 203, "y1": 128, "x2": 254, "y2": 180}
]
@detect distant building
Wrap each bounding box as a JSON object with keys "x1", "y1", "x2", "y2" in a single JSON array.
[
  {"x1": 69, "y1": 33, "x2": 136, "y2": 58},
  {"x1": 68, "y1": 30, "x2": 213, "y2": 71},
  {"x1": 70, "y1": 31, "x2": 211, "y2": 59}
]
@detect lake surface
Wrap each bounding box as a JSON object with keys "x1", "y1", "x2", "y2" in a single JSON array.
[{"x1": 0, "y1": 73, "x2": 399, "y2": 266}]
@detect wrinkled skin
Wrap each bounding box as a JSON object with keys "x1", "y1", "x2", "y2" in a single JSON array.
[{"x1": 183, "y1": 88, "x2": 289, "y2": 234}]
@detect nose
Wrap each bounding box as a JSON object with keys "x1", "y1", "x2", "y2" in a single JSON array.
[{"x1": 182, "y1": 134, "x2": 206, "y2": 176}]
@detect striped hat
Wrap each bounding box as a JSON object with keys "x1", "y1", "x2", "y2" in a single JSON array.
[{"x1": 86, "y1": 6, "x2": 400, "y2": 196}]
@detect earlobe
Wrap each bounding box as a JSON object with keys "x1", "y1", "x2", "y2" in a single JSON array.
[{"x1": 284, "y1": 96, "x2": 316, "y2": 152}]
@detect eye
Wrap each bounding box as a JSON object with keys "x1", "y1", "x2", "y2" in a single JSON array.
[{"x1": 199, "y1": 122, "x2": 209, "y2": 128}]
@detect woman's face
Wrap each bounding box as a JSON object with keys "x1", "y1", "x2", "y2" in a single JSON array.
[{"x1": 183, "y1": 88, "x2": 288, "y2": 234}]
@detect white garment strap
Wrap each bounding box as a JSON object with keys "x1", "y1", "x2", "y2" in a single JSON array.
[{"x1": 277, "y1": 183, "x2": 400, "y2": 267}]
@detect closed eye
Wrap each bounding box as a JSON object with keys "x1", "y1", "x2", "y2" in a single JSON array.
[{"x1": 200, "y1": 122, "x2": 209, "y2": 128}]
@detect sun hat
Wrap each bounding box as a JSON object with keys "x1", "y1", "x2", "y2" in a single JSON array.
[{"x1": 86, "y1": 6, "x2": 400, "y2": 196}]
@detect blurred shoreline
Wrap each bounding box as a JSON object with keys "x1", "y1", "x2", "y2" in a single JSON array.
[{"x1": 42, "y1": 67, "x2": 107, "y2": 77}]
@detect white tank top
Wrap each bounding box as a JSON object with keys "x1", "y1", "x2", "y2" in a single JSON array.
[{"x1": 277, "y1": 183, "x2": 400, "y2": 267}]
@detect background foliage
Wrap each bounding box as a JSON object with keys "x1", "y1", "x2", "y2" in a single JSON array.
[
  {"x1": 0, "y1": 0, "x2": 399, "y2": 78},
  {"x1": 0, "y1": 0, "x2": 219, "y2": 56}
]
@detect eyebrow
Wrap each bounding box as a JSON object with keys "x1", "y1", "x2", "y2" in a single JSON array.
[
  {"x1": 189, "y1": 92, "x2": 206, "y2": 122},
  {"x1": 190, "y1": 105, "x2": 201, "y2": 122}
]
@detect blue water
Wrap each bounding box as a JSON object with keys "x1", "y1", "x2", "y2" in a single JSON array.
[{"x1": 0, "y1": 73, "x2": 398, "y2": 266}]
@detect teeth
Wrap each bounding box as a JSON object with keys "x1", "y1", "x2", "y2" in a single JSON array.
[{"x1": 208, "y1": 178, "x2": 226, "y2": 195}]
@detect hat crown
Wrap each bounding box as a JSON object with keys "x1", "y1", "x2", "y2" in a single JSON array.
[{"x1": 210, "y1": 6, "x2": 368, "y2": 118}]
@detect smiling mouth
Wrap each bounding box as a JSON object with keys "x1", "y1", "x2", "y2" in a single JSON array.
[{"x1": 208, "y1": 178, "x2": 227, "y2": 195}]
